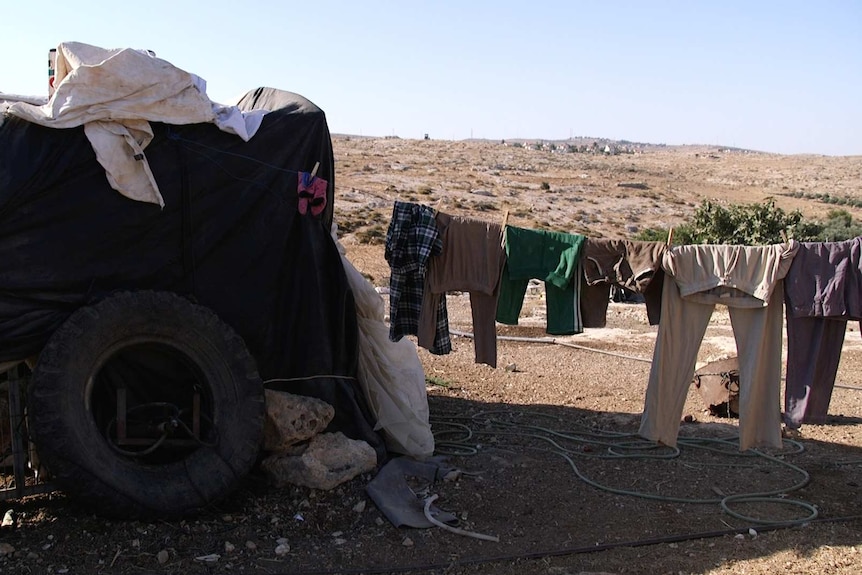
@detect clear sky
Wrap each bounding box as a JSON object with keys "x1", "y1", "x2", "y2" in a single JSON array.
[{"x1": 1, "y1": 1, "x2": 860, "y2": 155}]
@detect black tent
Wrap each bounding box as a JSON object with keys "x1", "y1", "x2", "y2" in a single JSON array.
[{"x1": 0, "y1": 87, "x2": 385, "y2": 462}]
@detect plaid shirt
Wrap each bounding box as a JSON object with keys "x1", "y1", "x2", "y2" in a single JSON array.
[{"x1": 384, "y1": 201, "x2": 449, "y2": 353}]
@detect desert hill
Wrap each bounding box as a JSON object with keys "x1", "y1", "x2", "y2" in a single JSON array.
[{"x1": 332, "y1": 135, "x2": 861, "y2": 283}]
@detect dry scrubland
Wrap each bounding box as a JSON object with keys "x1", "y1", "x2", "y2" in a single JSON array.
[{"x1": 334, "y1": 136, "x2": 861, "y2": 257}]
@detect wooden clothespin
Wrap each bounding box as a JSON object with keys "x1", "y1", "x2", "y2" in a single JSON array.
[
  {"x1": 310, "y1": 161, "x2": 320, "y2": 178},
  {"x1": 666, "y1": 227, "x2": 674, "y2": 246},
  {"x1": 433, "y1": 197, "x2": 443, "y2": 216},
  {"x1": 500, "y1": 209, "x2": 510, "y2": 249}
]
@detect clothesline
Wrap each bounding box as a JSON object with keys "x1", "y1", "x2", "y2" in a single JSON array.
[{"x1": 448, "y1": 328, "x2": 652, "y2": 363}]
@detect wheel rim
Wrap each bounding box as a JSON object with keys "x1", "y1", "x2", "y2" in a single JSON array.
[{"x1": 86, "y1": 340, "x2": 217, "y2": 465}]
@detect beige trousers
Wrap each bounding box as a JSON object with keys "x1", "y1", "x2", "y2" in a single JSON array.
[{"x1": 639, "y1": 278, "x2": 785, "y2": 451}]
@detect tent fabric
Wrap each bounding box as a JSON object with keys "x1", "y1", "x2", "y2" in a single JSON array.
[
  {"x1": 333, "y1": 225, "x2": 435, "y2": 459},
  {"x1": 0, "y1": 87, "x2": 385, "y2": 462},
  {"x1": 5, "y1": 42, "x2": 266, "y2": 207}
]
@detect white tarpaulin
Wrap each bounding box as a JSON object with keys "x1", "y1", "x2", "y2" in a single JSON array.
[
  {"x1": 5, "y1": 42, "x2": 265, "y2": 207},
  {"x1": 332, "y1": 226, "x2": 435, "y2": 459}
]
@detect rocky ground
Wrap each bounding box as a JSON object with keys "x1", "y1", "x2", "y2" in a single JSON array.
[{"x1": 0, "y1": 137, "x2": 860, "y2": 574}]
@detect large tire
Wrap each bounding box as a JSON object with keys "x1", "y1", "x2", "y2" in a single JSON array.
[{"x1": 27, "y1": 291, "x2": 265, "y2": 519}]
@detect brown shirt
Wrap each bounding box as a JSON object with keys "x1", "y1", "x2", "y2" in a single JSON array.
[
  {"x1": 581, "y1": 239, "x2": 666, "y2": 327},
  {"x1": 418, "y1": 212, "x2": 506, "y2": 367}
]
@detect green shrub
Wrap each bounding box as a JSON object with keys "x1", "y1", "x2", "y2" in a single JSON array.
[
  {"x1": 684, "y1": 200, "x2": 811, "y2": 245},
  {"x1": 815, "y1": 209, "x2": 862, "y2": 241},
  {"x1": 355, "y1": 225, "x2": 386, "y2": 245},
  {"x1": 633, "y1": 200, "x2": 861, "y2": 245},
  {"x1": 632, "y1": 228, "x2": 670, "y2": 242}
]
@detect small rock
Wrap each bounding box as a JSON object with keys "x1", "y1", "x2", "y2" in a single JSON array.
[
  {"x1": 443, "y1": 470, "x2": 462, "y2": 482},
  {"x1": 375, "y1": 517, "x2": 385, "y2": 526},
  {"x1": 275, "y1": 542, "x2": 290, "y2": 556},
  {"x1": 224, "y1": 541, "x2": 236, "y2": 553},
  {"x1": 1, "y1": 509, "x2": 15, "y2": 528},
  {"x1": 504, "y1": 363, "x2": 517, "y2": 372},
  {"x1": 0, "y1": 542, "x2": 15, "y2": 556},
  {"x1": 156, "y1": 549, "x2": 169, "y2": 565},
  {"x1": 245, "y1": 540, "x2": 258, "y2": 551},
  {"x1": 734, "y1": 534, "x2": 745, "y2": 540},
  {"x1": 402, "y1": 537, "x2": 414, "y2": 547},
  {"x1": 352, "y1": 500, "x2": 366, "y2": 513}
]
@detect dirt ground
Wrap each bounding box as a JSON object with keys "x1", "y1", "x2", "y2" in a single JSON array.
[{"x1": 1, "y1": 137, "x2": 861, "y2": 574}]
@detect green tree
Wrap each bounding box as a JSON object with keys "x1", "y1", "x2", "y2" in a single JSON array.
[{"x1": 684, "y1": 200, "x2": 805, "y2": 245}]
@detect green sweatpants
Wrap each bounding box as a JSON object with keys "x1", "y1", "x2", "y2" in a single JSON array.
[{"x1": 495, "y1": 226, "x2": 585, "y2": 336}]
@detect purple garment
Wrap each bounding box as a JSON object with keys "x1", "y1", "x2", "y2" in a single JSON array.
[
  {"x1": 785, "y1": 237, "x2": 862, "y2": 319},
  {"x1": 783, "y1": 237, "x2": 862, "y2": 428}
]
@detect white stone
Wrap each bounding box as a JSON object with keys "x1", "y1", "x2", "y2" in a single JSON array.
[
  {"x1": 260, "y1": 432, "x2": 377, "y2": 490},
  {"x1": 263, "y1": 390, "x2": 335, "y2": 452}
]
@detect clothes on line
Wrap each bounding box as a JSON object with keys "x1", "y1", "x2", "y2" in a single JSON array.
[
  {"x1": 639, "y1": 241, "x2": 799, "y2": 451},
  {"x1": 580, "y1": 238, "x2": 667, "y2": 328},
  {"x1": 417, "y1": 211, "x2": 506, "y2": 367},
  {"x1": 384, "y1": 201, "x2": 446, "y2": 351},
  {"x1": 783, "y1": 237, "x2": 862, "y2": 429},
  {"x1": 382, "y1": 200, "x2": 859, "y2": 435},
  {"x1": 496, "y1": 225, "x2": 586, "y2": 335}
]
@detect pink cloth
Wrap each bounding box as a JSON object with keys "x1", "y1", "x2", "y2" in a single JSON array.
[{"x1": 298, "y1": 172, "x2": 327, "y2": 217}]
